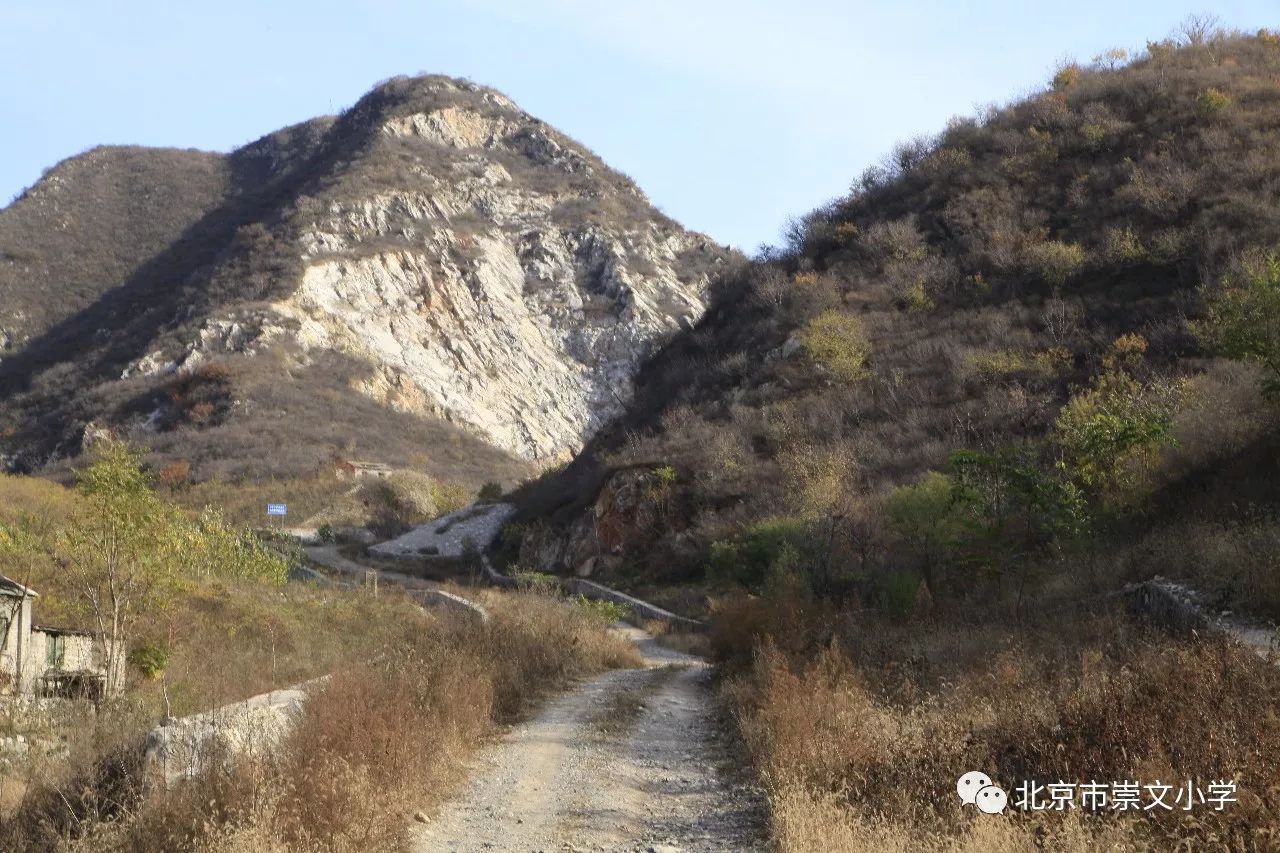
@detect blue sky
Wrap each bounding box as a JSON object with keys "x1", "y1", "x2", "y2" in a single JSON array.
[{"x1": 1, "y1": 2, "x2": 1275, "y2": 250}]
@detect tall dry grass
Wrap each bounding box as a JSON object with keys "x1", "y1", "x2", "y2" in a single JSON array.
[
  {"x1": 0, "y1": 592, "x2": 638, "y2": 852},
  {"x1": 719, "y1": 594, "x2": 1280, "y2": 851}
]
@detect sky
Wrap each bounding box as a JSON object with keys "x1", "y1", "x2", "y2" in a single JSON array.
[{"x1": 1, "y1": 2, "x2": 1276, "y2": 251}]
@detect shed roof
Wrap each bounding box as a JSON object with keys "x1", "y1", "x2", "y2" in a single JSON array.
[
  {"x1": 0, "y1": 576, "x2": 37, "y2": 598},
  {"x1": 32, "y1": 624, "x2": 94, "y2": 636}
]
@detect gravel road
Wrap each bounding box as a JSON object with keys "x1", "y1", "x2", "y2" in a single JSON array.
[{"x1": 413, "y1": 627, "x2": 766, "y2": 852}]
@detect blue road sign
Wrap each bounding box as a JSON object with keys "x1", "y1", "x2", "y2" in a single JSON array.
[{"x1": 267, "y1": 503, "x2": 288, "y2": 516}]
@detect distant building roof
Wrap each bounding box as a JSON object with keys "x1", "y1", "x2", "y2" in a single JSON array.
[
  {"x1": 32, "y1": 625, "x2": 94, "y2": 636},
  {"x1": 0, "y1": 576, "x2": 37, "y2": 598}
]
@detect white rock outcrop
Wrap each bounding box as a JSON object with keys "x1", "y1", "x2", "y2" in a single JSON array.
[
  {"x1": 126, "y1": 87, "x2": 727, "y2": 462},
  {"x1": 274, "y1": 220, "x2": 706, "y2": 460},
  {"x1": 370, "y1": 501, "x2": 515, "y2": 559},
  {"x1": 144, "y1": 678, "x2": 326, "y2": 787}
]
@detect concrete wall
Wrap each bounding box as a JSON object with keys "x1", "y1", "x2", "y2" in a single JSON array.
[
  {"x1": 145, "y1": 677, "x2": 328, "y2": 788},
  {"x1": 1122, "y1": 579, "x2": 1208, "y2": 635},
  {"x1": 0, "y1": 594, "x2": 124, "y2": 696},
  {"x1": 418, "y1": 588, "x2": 490, "y2": 622},
  {"x1": 27, "y1": 630, "x2": 124, "y2": 694},
  {"x1": 0, "y1": 597, "x2": 35, "y2": 694},
  {"x1": 564, "y1": 579, "x2": 704, "y2": 632}
]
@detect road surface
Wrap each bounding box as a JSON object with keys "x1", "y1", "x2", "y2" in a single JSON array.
[{"x1": 413, "y1": 626, "x2": 766, "y2": 852}]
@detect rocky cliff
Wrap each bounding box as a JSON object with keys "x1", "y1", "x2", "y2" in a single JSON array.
[{"x1": 0, "y1": 75, "x2": 732, "y2": 477}]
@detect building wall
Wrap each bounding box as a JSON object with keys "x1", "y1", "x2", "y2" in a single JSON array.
[
  {"x1": 28, "y1": 629, "x2": 124, "y2": 694},
  {"x1": 0, "y1": 593, "x2": 123, "y2": 696},
  {"x1": 0, "y1": 597, "x2": 35, "y2": 694},
  {"x1": 0, "y1": 596, "x2": 28, "y2": 691},
  {"x1": 0, "y1": 599, "x2": 18, "y2": 689}
]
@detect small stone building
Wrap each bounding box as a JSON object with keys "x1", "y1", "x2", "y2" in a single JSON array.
[
  {"x1": 335, "y1": 460, "x2": 394, "y2": 480},
  {"x1": 0, "y1": 577, "x2": 123, "y2": 700}
]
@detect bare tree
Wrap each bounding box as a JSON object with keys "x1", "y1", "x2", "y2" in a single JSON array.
[
  {"x1": 1042, "y1": 296, "x2": 1082, "y2": 349},
  {"x1": 1178, "y1": 13, "x2": 1223, "y2": 54}
]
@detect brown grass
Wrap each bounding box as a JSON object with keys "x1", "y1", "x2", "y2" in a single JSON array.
[
  {"x1": 719, "y1": 593, "x2": 1280, "y2": 851},
  {"x1": 642, "y1": 622, "x2": 712, "y2": 658},
  {"x1": 0, "y1": 591, "x2": 639, "y2": 851}
]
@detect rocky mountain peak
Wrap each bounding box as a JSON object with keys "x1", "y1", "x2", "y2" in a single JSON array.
[{"x1": 0, "y1": 74, "x2": 735, "y2": 475}]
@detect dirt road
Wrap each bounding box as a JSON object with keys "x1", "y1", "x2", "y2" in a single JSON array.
[{"x1": 413, "y1": 627, "x2": 766, "y2": 852}]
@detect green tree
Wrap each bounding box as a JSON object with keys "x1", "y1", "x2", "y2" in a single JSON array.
[
  {"x1": 183, "y1": 506, "x2": 289, "y2": 585},
  {"x1": 885, "y1": 471, "x2": 964, "y2": 588},
  {"x1": 800, "y1": 310, "x2": 871, "y2": 381},
  {"x1": 707, "y1": 517, "x2": 810, "y2": 591},
  {"x1": 946, "y1": 447, "x2": 1088, "y2": 609},
  {"x1": 1053, "y1": 339, "x2": 1182, "y2": 504},
  {"x1": 58, "y1": 442, "x2": 288, "y2": 695},
  {"x1": 779, "y1": 443, "x2": 857, "y2": 589},
  {"x1": 1198, "y1": 251, "x2": 1280, "y2": 397},
  {"x1": 59, "y1": 443, "x2": 183, "y2": 695}
]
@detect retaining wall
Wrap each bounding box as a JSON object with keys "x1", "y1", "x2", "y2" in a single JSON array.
[{"x1": 564, "y1": 579, "x2": 704, "y2": 632}]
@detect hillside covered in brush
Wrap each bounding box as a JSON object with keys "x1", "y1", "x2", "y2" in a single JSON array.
[
  {"x1": 0, "y1": 75, "x2": 730, "y2": 487},
  {"x1": 515, "y1": 27, "x2": 1280, "y2": 619}
]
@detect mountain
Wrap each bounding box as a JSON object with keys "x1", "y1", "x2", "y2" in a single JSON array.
[
  {"x1": 511, "y1": 30, "x2": 1280, "y2": 609},
  {"x1": 0, "y1": 75, "x2": 732, "y2": 483}
]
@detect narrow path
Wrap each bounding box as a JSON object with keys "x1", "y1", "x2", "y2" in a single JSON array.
[
  {"x1": 413, "y1": 628, "x2": 766, "y2": 853},
  {"x1": 303, "y1": 544, "x2": 438, "y2": 590}
]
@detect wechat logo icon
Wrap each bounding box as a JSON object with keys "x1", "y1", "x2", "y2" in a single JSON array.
[{"x1": 957, "y1": 770, "x2": 1007, "y2": 815}]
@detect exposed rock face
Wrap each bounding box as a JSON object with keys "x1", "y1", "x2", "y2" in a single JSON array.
[
  {"x1": 129, "y1": 79, "x2": 727, "y2": 463},
  {"x1": 370, "y1": 501, "x2": 516, "y2": 559},
  {"x1": 275, "y1": 223, "x2": 708, "y2": 460},
  {"x1": 1, "y1": 74, "x2": 731, "y2": 474},
  {"x1": 521, "y1": 467, "x2": 675, "y2": 575},
  {"x1": 272, "y1": 96, "x2": 721, "y2": 462}
]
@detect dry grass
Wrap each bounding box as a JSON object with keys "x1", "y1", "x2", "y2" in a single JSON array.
[
  {"x1": 0, "y1": 591, "x2": 639, "y2": 851},
  {"x1": 766, "y1": 784, "x2": 1136, "y2": 853},
  {"x1": 637, "y1": 618, "x2": 713, "y2": 657},
  {"x1": 719, "y1": 593, "x2": 1280, "y2": 851}
]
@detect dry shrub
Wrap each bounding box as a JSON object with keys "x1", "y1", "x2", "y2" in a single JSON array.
[
  {"x1": 1163, "y1": 359, "x2": 1270, "y2": 474},
  {"x1": 0, "y1": 592, "x2": 639, "y2": 851},
  {"x1": 0, "y1": 710, "x2": 153, "y2": 851},
  {"x1": 729, "y1": 643, "x2": 908, "y2": 793},
  {"x1": 431, "y1": 480, "x2": 473, "y2": 515},
  {"x1": 1023, "y1": 239, "x2": 1086, "y2": 286},
  {"x1": 640, "y1": 619, "x2": 712, "y2": 657},
  {"x1": 708, "y1": 589, "x2": 832, "y2": 671},
  {"x1": 1122, "y1": 517, "x2": 1280, "y2": 619},
  {"x1": 800, "y1": 310, "x2": 871, "y2": 382},
  {"x1": 478, "y1": 593, "x2": 642, "y2": 718},
  {"x1": 359, "y1": 473, "x2": 438, "y2": 536},
  {"x1": 383, "y1": 470, "x2": 439, "y2": 519},
  {"x1": 778, "y1": 442, "x2": 857, "y2": 521},
  {"x1": 266, "y1": 641, "x2": 494, "y2": 850},
  {"x1": 722, "y1": 595, "x2": 1280, "y2": 852}
]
